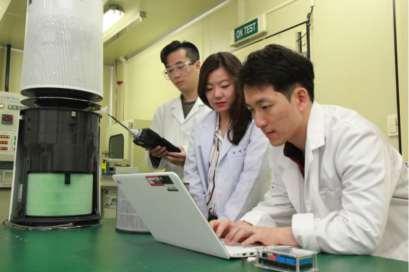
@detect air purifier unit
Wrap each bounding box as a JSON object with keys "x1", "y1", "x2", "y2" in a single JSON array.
[{"x1": 8, "y1": 0, "x2": 103, "y2": 228}]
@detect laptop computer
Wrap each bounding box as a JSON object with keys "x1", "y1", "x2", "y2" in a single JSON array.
[{"x1": 112, "y1": 172, "x2": 263, "y2": 259}]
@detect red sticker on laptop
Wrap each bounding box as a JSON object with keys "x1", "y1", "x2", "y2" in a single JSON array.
[{"x1": 146, "y1": 176, "x2": 165, "y2": 186}]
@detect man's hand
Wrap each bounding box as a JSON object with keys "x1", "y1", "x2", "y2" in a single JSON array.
[
  {"x1": 146, "y1": 146, "x2": 168, "y2": 159},
  {"x1": 164, "y1": 146, "x2": 186, "y2": 166},
  {"x1": 210, "y1": 219, "x2": 251, "y2": 238},
  {"x1": 210, "y1": 219, "x2": 299, "y2": 247},
  {"x1": 225, "y1": 225, "x2": 300, "y2": 247}
]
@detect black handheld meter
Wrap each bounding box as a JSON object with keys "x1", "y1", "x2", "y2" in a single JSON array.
[
  {"x1": 102, "y1": 110, "x2": 181, "y2": 153},
  {"x1": 133, "y1": 128, "x2": 181, "y2": 153}
]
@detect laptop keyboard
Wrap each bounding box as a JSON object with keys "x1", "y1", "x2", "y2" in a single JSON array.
[{"x1": 220, "y1": 239, "x2": 259, "y2": 256}]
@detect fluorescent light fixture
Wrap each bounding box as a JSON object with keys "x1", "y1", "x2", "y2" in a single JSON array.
[
  {"x1": 103, "y1": 5, "x2": 125, "y2": 32},
  {"x1": 103, "y1": 11, "x2": 146, "y2": 45}
]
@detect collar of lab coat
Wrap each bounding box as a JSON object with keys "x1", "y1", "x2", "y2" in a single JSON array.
[
  {"x1": 305, "y1": 102, "x2": 325, "y2": 153},
  {"x1": 304, "y1": 102, "x2": 325, "y2": 177},
  {"x1": 275, "y1": 102, "x2": 327, "y2": 214},
  {"x1": 199, "y1": 111, "x2": 217, "y2": 175},
  {"x1": 218, "y1": 127, "x2": 234, "y2": 164},
  {"x1": 280, "y1": 101, "x2": 324, "y2": 180},
  {"x1": 304, "y1": 102, "x2": 327, "y2": 214},
  {"x1": 170, "y1": 96, "x2": 205, "y2": 124},
  {"x1": 198, "y1": 111, "x2": 234, "y2": 172}
]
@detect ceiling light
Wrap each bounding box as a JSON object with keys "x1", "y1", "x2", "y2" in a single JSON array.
[
  {"x1": 103, "y1": 11, "x2": 147, "y2": 45},
  {"x1": 103, "y1": 5, "x2": 125, "y2": 32}
]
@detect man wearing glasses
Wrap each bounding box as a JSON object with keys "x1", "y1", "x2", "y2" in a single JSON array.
[{"x1": 144, "y1": 41, "x2": 211, "y2": 179}]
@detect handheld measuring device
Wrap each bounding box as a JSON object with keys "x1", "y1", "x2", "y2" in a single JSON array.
[{"x1": 101, "y1": 107, "x2": 181, "y2": 153}]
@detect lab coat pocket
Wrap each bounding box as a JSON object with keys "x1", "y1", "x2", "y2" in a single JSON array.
[
  {"x1": 228, "y1": 150, "x2": 246, "y2": 180},
  {"x1": 319, "y1": 188, "x2": 343, "y2": 212}
]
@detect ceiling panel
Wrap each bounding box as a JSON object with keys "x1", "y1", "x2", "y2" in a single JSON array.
[
  {"x1": 0, "y1": 0, "x2": 26, "y2": 49},
  {"x1": 103, "y1": 0, "x2": 225, "y2": 64},
  {"x1": 0, "y1": 0, "x2": 226, "y2": 65}
]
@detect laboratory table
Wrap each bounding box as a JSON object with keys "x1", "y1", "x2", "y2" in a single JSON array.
[{"x1": 0, "y1": 219, "x2": 407, "y2": 272}]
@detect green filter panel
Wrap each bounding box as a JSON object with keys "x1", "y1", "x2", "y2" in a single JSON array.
[{"x1": 26, "y1": 173, "x2": 93, "y2": 216}]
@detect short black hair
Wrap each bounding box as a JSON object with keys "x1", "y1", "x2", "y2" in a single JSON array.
[
  {"x1": 160, "y1": 41, "x2": 200, "y2": 66},
  {"x1": 239, "y1": 44, "x2": 315, "y2": 102}
]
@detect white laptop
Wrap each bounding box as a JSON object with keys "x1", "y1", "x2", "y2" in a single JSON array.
[{"x1": 113, "y1": 172, "x2": 263, "y2": 259}]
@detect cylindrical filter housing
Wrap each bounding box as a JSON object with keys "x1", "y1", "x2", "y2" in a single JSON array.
[
  {"x1": 23, "y1": 108, "x2": 100, "y2": 172},
  {"x1": 20, "y1": 0, "x2": 103, "y2": 101},
  {"x1": 9, "y1": 107, "x2": 102, "y2": 223}
]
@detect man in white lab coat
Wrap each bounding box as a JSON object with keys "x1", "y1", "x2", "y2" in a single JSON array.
[
  {"x1": 210, "y1": 44, "x2": 408, "y2": 260},
  {"x1": 145, "y1": 41, "x2": 211, "y2": 179}
]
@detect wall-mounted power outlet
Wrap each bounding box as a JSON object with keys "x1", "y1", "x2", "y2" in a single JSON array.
[
  {"x1": 387, "y1": 114, "x2": 398, "y2": 136},
  {"x1": 104, "y1": 195, "x2": 117, "y2": 209}
]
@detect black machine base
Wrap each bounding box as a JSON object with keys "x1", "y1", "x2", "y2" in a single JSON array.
[
  {"x1": 21, "y1": 88, "x2": 102, "y2": 102},
  {"x1": 8, "y1": 214, "x2": 102, "y2": 228}
]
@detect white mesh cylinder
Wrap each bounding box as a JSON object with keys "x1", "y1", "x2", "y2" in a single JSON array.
[
  {"x1": 116, "y1": 187, "x2": 150, "y2": 233},
  {"x1": 21, "y1": 0, "x2": 103, "y2": 101}
]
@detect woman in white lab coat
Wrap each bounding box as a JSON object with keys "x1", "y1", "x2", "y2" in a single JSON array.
[{"x1": 184, "y1": 52, "x2": 270, "y2": 222}]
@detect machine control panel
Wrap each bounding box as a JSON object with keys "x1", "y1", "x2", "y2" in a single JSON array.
[
  {"x1": 2, "y1": 114, "x2": 13, "y2": 124},
  {"x1": 0, "y1": 91, "x2": 24, "y2": 187},
  {"x1": 0, "y1": 132, "x2": 15, "y2": 187},
  {"x1": 8, "y1": 105, "x2": 26, "y2": 110},
  {"x1": 0, "y1": 134, "x2": 15, "y2": 152}
]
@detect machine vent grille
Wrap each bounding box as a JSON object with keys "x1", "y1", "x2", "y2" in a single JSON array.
[{"x1": 21, "y1": 13, "x2": 102, "y2": 96}]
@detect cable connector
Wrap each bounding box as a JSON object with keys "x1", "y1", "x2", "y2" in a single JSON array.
[
  {"x1": 129, "y1": 129, "x2": 141, "y2": 138},
  {"x1": 100, "y1": 106, "x2": 108, "y2": 115}
]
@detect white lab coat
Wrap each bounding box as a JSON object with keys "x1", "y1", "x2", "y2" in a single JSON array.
[
  {"x1": 185, "y1": 110, "x2": 271, "y2": 222},
  {"x1": 241, "y1": 102, "x2": 408, "y2": 260},
  {"x1": 144, "y1": 96, "x2": 211, "y2": 179}
]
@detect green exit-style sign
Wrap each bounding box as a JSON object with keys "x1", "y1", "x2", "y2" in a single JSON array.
[
  {"x1": 234, "y1": 19, "x2": 258, "y2": 43},
  {"x1": 230, "y1": 15, "x2": 267, "y2": 47}
]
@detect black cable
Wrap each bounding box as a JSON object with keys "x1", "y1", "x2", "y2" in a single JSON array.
[
  {"x1": 264, "y1": 21, "x2": 308, "y2": 41},
  {"x1": 392, "y1": 0, "x2": 402, "y2": 154},
  {"x1": 296, "y1": 32, "x2": 307, "y2": 42},
  {"x1": 5, "y1": 44, "x2": 11, "y2": 92},
  {"x1": 306, "y1": 4, "x2": 314, "y2": 59},
  {"x1": 307, "y1": 5, "x2": 314, "y2": 26}
]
